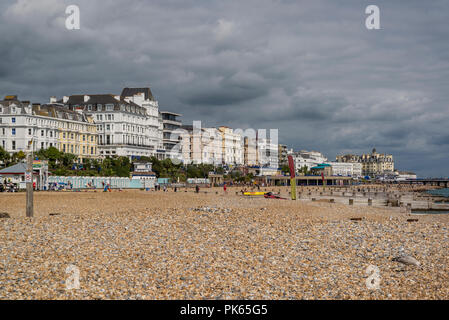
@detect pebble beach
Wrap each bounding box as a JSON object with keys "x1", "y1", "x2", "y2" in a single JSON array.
[{"x1": 1, "y1": 189, "x2": 448, "y2": 300}]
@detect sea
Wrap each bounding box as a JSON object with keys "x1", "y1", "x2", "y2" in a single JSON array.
[
  {"x1": 413, "y1": 188, "x2": 449, "y2": 214},
  {"x1": 426, "y1": 188, "x2": 449, "y2": 198}
]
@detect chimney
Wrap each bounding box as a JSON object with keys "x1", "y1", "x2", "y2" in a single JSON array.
[
  {"x1": 50, "y1": 96, "x2": 57, "y2": 103},
  {"x1": 84, "y1": 95, "x2": 90, "y2": 103},
  {"x1": 63, "y1": 96, "x2": 69, "y2": 103}
]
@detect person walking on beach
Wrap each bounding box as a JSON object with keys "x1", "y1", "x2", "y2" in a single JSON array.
[
  {"x1": 223, "y1": 183, "x2": 227, "y2": 194},
  {"x1": 195, "y1": 185, "x2": 200, "y2": 193}
]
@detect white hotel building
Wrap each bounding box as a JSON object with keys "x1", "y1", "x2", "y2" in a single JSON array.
[
  {"x1": 292, "y1": 150, "x2": 328, "y2": 173},
  {"x1": 218, "y1": 126, "x2": 244, "y2": 166},
  {"x1": 61, "y1": 87, "x2": 161, "y2": 159},
  {"x1": 328, "y1": 162, "x2": 362, "y2": 177},
  {"x1": 0, "y1": 95, "x2": 98, "y2": 160}
]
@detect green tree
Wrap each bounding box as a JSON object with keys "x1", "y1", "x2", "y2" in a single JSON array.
[
  {"x1": 62, "y1": 153, "x2": 77, "y2": 168},
  {"x1": 112, "y1": 156, "x2": 132, "y2": 177},
  {"x1": 281, "y1": 164, "x2": 290, "y2": 175},
  {"x1": 36, "y1": 147, "x2": 62, "y2": 170},
  {"x1": 300, "y1": 165, "x2": 309, "y2": 175},
  {"x1": 0, "y1": 147, "x2": 10, "y2": 167}
]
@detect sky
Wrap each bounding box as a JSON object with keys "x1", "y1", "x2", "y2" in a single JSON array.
[{"x1": 0, "y1": 0, "x2": 448, "y2": 177}]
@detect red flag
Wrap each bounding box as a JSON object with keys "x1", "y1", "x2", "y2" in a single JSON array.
[{"x1": 287, "y1": 156, "x2": 295, "y2": 178}]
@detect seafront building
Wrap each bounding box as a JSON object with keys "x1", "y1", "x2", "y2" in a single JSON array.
[
  {"x1": 244, "y1": 136, "x2": 258, "y2": 166},
  {"x1": 327, "y1": 162, "x2": 362, "y2": 177},
  {"x1": 336, "y1": 148, "x2": 394, "y2": 177},
  {"x1": 292, "y1": 150, "x2": 328, "y2": 173},
  {"x1": 180, "y1": 125, "x2": 223, "y2": 165},
  {"x1": 62, "y1": 94, "x2": 149, "y2": 158},
  {"x1": 161, "y1": 111, "x2": 183, "y2": 161},
  {"x1": 278, "y1": 144, "x2": 289, "y2": 167},
  {"x1": 0, "y1": 96, "x2": 98, "y2": 161},
  {"x1": 218, "y1": 126, "x2": 244, "y2": 166},
  {"x1": 0, "y1": 90, "x2": 400, "y2": 176}
]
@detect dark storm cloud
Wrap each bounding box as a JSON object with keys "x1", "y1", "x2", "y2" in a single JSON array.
[{"x1": 1, "y1": 0, "x2": 449, "y2": 177}]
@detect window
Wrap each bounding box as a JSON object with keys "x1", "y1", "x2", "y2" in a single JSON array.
[
  {"x1": 0, "y1": 118, "x2": 2, "y2": 124},
  {"x1": 12, "y1": 128, "x2": 16, "y2": 135},
  {"x1": 83, "y1": 146, "x2": 85, "y2": 154},
  {"x1": 63, "y1": 144, "x2": 66, "y2": 152},
  {"x1": 12, "y1": 117, "x2": 16, "y2": 123},
  {"x1": 12, "y1": 141, "x2": 15, "y2": 150},
  {"x1": 41, "y1": 130, "x2": 44, "y2": 137},
  {"x1": 2, "y1": 128, "x2": 5, "y2": 135},
  {"x1": 41, "y1": 142, "x2": 44, "y2": 149},
  {"x1": 83, "y1": 135, "x2": 86, "y2": 141},
  {"x1": 28, "y1": 128, "x2": 32, "y2": 135},
  {"x1": 91, "y1": 147, "x2": 94, "y2": 154},
  {"x1": 71, "y1": 145, "x2": 74, "y2": 153},
  {"x1": 63, "y1": 133, "x2": 66, "y2": 139}
]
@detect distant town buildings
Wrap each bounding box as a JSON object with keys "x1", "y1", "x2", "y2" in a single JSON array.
[
  {"x1": 328, "y1": 162, "x2": 362, "y2": 177},
  {"x1": 0, "y1": 89, "x2": 407, "y2": 178},
  {"x1": 218, "y1": 126, "x2": 244, "y2": 166},
  {"x1": 0, "y1": 96, "x2": 98, "y2": 161},
  {"x1": 62, "y1": 93, "x2": 154, "y2": 158},
  {"x1": 336, "y1": 148, "x2": 394, "y2": 177},
  {"x1": 291, "y1": 150, "x2": 328, "y2": 173},
  {"x1": 161, "y1": 111, "x2": 182, "y2": 161},
  {"x1": 278, "y1": 144, "x2": 289, "y2": 167}
]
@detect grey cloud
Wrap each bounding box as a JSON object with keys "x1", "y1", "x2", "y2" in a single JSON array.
[{"x1": 1, "y1": 0, "x2": 449, "y2": 177}]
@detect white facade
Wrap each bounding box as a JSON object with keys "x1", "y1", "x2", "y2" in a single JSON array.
[
  {"x1": 257, "y1": 137, "x2": 279, "y2": 168},
  {"x1": 352, "y1": 163, "x2": 362, "y2": 177},
  {"x1": 161, "y1": 111, "x2": 183, "y2": 161},
  {"x1": 0, "y1": 102, "x2": 58, "y2": 153},
  {"x1": 218, "y1": 127, "x2": 244, "y2": 166},
  {"x1": 121, "y1": 88, "x2": 160, "y2": 152},
  {"x1": 63, "y1": 91, "x2": 157, "y2": 158},
  {"x1": 181, "y1": 126, "x2": 223, "y2": 165},
  {"x1": 1, "y1": 97, "x2": 97, "y2": 159},
  {"x1": 327, "y1": 162, "x2": 362, "y2": 177},
  {"x1": 293, "y1": 150, "x2": 328, "y2": 173},
  {"x1": 181, "y1": 124, "x2": 248, "y2": 166},
  {"x1": 395, "y1": 171, "x2": 417, "y2": 181}
]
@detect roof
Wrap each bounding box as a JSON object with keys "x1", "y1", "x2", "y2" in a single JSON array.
[
  {"x1": 62, "y1": 94, "x2": 146, "y2": 115},
  {"x1": 0, "y1": 163, "x2": 28, "y2": 175},
  {"x1": 161, "y1": 111, "x2": 182, "y2": 117},
  {"x1": 34, "y1": 104, "x2": 88, "y2": 122},
  {"x1": 121, "y1": 87, "x2": 155, "y2": 101},
  {"x1": 63, "y1": 94, "x2": 120, "y2": 105}
]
